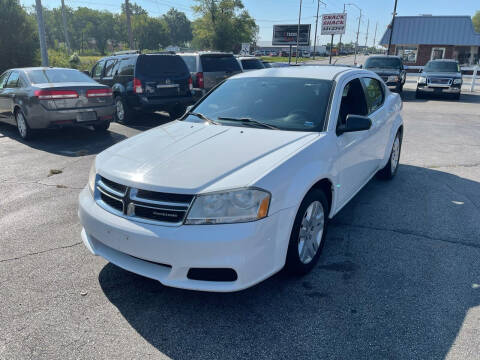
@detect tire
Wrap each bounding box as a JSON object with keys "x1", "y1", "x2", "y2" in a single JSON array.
[
  {"x1": 453, "y1": 93, "x2": 461, "y2": 101},
  {"x1": 15, "y1": 109, "x2": 34, "y2": 140},
  {"x1": 397, "y1": 83, "x2": 403, "y2": 93},
  {"x1": 285, "y1": 189, "x2": 329, "y2": 275},
  {"x1": 93, "y1": 121, "x2": 110, "y2": 132},
  {"x1": 114, "y1": 95, "x2": 133, "y2": 124},
  {"x1": 415, "y1": 90, "x2": 422, "y2": 99},
  {"x1": 377, "y1": 131, "x2": 402, "y2": 180},
  {"x1": 169, "y1": 105, "x2": 187, "y2": 120}
]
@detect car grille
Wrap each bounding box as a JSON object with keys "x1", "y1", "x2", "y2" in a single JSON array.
[
  {"x1": 96, "y1": 176, "x2": 194, "y2": 225},
  {"x1": 428, "y1": 78, "x2": 451, "y2": 85}
]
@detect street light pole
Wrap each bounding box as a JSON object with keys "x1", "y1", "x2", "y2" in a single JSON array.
[
  {"x1": 387, "y1": 0, "x2": 398, "y2": 55},
  {"x1": 296, "y1": 0, "x2": 303, "y2": 64},
  {"x1": 339, "y1": 3, "x2": 346, "y2": 54},
  {"x1": 35, "y1": 0, "x2": 49, "y2": 66},
  {"x1": 312, "y1": 0, "x2": 325, "y2": 60}
]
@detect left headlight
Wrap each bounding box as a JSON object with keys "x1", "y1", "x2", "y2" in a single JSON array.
[
  {"x1": 185, "y1": 188, "x2": 271, "y2": 225},
  {"x1": 88, "y1": 162, "x2": 96, "y2": 195},
  {"x1": 453, "y1": 78, "x2": 462, "y2": 84}
]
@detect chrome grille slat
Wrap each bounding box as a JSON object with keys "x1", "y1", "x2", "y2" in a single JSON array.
[{"x1": 94, "y1": 176, "x2": 194, "y2": 226}]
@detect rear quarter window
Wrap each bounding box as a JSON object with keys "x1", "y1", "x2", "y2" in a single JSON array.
[
  {"x1": 200, "y1": 55, "x2": 241, "y2": 72},
  {"x1": 136, "y1": 55, "x2": 189, "y2": 76},
  {"x1": 180, "y1": 56, "x2": 197, "y2": 72}
]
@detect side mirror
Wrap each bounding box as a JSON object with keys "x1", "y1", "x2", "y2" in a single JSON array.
[
  {"x1": 359, "y1": 64, "x2": 363, "y2": 69},
  {"x1": 337, "y1": 114, "x2": 372, "y2": 135}
]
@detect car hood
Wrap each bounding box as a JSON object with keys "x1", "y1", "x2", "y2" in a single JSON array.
[
  {"x1": 366, "y1": 68, "x2": 400, "y2": 76},
  {"x1": 421, "y1": 72, "x2": 461, "y2": 78},
  {"x1": 96, "y1": 120, "x2": 319, "y2": 194}
]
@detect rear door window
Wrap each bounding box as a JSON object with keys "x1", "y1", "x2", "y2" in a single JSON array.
[
  {"x1": 361, "y1": 78, "x2": 384, "y2": 114},
  {"x1": 118, "y1": 57, "x2": 136, "y2": 76},
  {"x1": 104, "y1": 59, "x2": 117, "y2": 77},
  {"x1": 136, "y1": 55, "x2": 189, "y2": 76},
  {"x1": 200, "y1": 55, "x2": 241, "y2": 72},
  {"x1": 180, "y1": 55, "x2": 197, "y2": 72},
  {"x1": 92, "y1": 60, "x2": 105, "y2": 78},
  {"x1": 5, "y1": 71, "x2": 19, "y2": 88}
]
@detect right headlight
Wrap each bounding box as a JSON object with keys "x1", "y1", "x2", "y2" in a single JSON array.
[
  {"x1": 418, "y1": 76, "x2": 427, "y2": 84},
  {"x1": 453, "y1": 78, "x2": 462, "y2": 84},
  {"x1": 88, "y1": 162, "x2": 96, "y2": 195},
  {"x1": 185, "y1": 188, "x2": 271, "y2": 225}
]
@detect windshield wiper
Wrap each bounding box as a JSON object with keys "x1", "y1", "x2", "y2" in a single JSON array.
[
  {"x1": 187, "y1": 112, "x2": 219, "y2": 125},
  {"x1": 217, "y1": 117, "x2": 279, "y2": 130}
]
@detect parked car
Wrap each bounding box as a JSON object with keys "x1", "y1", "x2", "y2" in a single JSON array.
[
  {"x1": 364, "y1": 55, "x2": 406, "y2": 92},
  {"x1": 179, "y1": 52, "x2": 242, "y2": 101},
  {"x1": 237, "y1": 57, "x2": 265, "y2": 71},
  {"x1": 416, "y1": 59, "x2": 462, "y2": 100},
  {"x1": 79, "y1": 66, "x2": 403, "y2": 292},
  {"x1": 0, "y1": 67, "x2": 114, "y2": 140},
  {"x1": 91, "y1": 53, "x2": 194, "y2": 123}
]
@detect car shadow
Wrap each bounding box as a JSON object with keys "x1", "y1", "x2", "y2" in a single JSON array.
[
  {"x1": 98, "y1": 164, "x2": 480, "y2": 359},
  {"x1": 401, "y1": 88, "x2": 480, "y2": 104},
  {"x1": 120, "y1": 111, "x2": 172, "y2": 131}
]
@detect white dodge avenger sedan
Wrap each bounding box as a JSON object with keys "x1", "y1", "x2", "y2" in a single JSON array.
[{"x1": 79, "y1": 66, "x2": 403, "y2": 292}]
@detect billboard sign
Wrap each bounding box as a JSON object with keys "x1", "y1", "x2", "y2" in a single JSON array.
[
  {"x1": 321, "y1": 13, "x2": 347, "y2": 35},
  {"x1": 272, "y1": 24, "x2": 311, "y2": 46}
]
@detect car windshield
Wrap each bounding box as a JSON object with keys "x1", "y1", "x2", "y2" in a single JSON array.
[
  {"x1": 424, "y1": 61, "x2": 460, "y2": 73},
  {"x1": 364, "y1": 57, "x2": 401, "y2": 69},
  {"x1": 136, "y1": 55, "x2": 188, "y2": 76},
  {"x1": 184, "y1": 77, "x2": 333, "y2": 132},
  {"x1": 241, "y1": 59, "x2": 264, "y2": 70},
  {"x1": 26, "y1": 69, "x2": 95, "y2": 84},
  {"x1": 201, "y1": 55, "x2": 241, "y2": 72}
]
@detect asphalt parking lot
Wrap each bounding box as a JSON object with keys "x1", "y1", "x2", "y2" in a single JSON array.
[{"x1": 1, "y1": 75, "x2": 480, "y2": 360}]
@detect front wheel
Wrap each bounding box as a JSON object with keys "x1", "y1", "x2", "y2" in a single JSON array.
[
  {"x1": 93, "y1": 121, "x2": 110, "y2": 132},
  {"x1": 377, "y1": 131, "x2": 402, "y2": 180},
  {"x1": 285, "y1": 189, "x2": 329, "y2": 275}
]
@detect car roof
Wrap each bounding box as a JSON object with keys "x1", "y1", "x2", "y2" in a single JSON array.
[
  {"x1": 178, "y1": 52, "x2": 234, "y2": 56},
  {"x1": 367, "y1": 55, "x2": 402, "y2": 59},
  {"x1": 10, "y1": 67, "x2": 80, "y2": 72},
  {"x1": 230, "y1": 65, "x2": 355, "y2": 80}
]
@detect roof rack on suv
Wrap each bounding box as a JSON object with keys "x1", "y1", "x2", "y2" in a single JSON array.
[{"x1": 113, "y1": 50, "x2": 141, "y2": 56}]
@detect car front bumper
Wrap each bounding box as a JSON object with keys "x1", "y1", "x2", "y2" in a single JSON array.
[
  {"x1": 26, "y1": 104, "x2": 115, "y2": 129},
  {"x1": 78, "y1": 187, "x2": 296, "y2": 292},
  {"x1": 416, "y1": 85, "x2": 461, "y2": 94}
]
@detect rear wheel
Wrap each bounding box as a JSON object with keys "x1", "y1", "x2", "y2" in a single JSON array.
[
  {"x1": 15, "y1": 110, "x2": 34, "y2": 140},
  {"x1": 93, "y1": 121, "x2": 110, "y2": 132},
  {"x1": 285, "y1": 189, "x2": 329, "y2": 275},
  {"x1": 377, "y1": 131, "x2": 402, "y2": 180},
  {"x1": 114, "y1": 96, "x2": 133, "y2": 124}
]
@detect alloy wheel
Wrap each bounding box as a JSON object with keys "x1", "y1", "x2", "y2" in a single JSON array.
[
  {"x1": 116, "y1": 99, "x2": 125, "y2": 122},
  {"x1": 391, "y1": 136, "x2": 400, "y2": 173},
  {"x1": 298, "y1": 200, "x2": 325, "y2": 264},
  {"x1": 16, "y1": 112, "x2": 27, "y2": 138}
]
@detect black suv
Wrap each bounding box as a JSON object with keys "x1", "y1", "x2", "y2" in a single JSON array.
[
  {"x1": 364, "y1": 55, "x2": 406, "y2": 92},
  {"x1": 91, "y1": 52, "x2": 194, "y2": 123}
]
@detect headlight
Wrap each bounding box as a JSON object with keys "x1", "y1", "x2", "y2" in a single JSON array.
[
  {"x1": 185, "y1": 188, "x2": 271, "y2": 225},
  {"x1": 453, "y1": 78, "x2": 462, "y2": 84},
  {"x1": 387, "y1": 75, "x2": 399, "y2": 82},
  {"x1": 418, "y1": 76, "x2": 427, "y2": 84},
  {"x1": 88, "y1": 162, "x2": 96, "y2": 195}
]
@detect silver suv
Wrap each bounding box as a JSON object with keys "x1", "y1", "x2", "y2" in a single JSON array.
[{"x1": 179, "y1": 52, "x2": 242, "y2": 101}]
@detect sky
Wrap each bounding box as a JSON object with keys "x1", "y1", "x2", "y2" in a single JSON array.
[{"x1": 20, "y1": 0, "x2": 480, "y2": 46}]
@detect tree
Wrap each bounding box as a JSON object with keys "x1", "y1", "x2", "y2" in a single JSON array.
[
  {"x1": 162, "y1": 8, "x2": 192, "y2": 46},
  {"x1": 192, "y1": 0, "x2": 258, "y2": 52},
  {"x1": 473, "y1": 11, "x2": 480, "y2": 33},
  {"x1": 0, "y1": 0, "x2": 38, "y2": 72}
]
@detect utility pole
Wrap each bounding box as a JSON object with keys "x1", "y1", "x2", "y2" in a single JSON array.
[
  {"x1": 339, "y1": 3, "x2": 346, "y2": 54},
  {"x1": 364, "y1": 19, "x2": 369, "y2": 48},
  {"x1": 125, "y1": 0, "x2": 134, "y2": 49},
  {"x1": 373, "y1": 22, "x2": 378, "y2": 52},
  {"x1": 312, "y1": 0, "x2": 326, "y2": 60},
  {"x1": 35, "y1": 0, "x2": 49, "y2": 66},
  {"x1": 295, "y1": 0, "x2": 303, "y2": 64},
  {"x1": 387, "y1": 0, "x2": 398, "y2": 55},
  {"x1": 61, "y1": 0, "x2": 71, "y2": 54},
  {"x1": 354, "y1": 8, "x2": 361, "y2": 65}
]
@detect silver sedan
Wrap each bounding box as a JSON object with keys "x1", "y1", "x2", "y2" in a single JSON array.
[{"x1": 0, "y1": 67, "x2": 115, "y2": 139}]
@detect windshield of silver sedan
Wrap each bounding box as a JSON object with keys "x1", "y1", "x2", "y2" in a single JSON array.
[{"x1": 184, "y1": 77, "x2": 333, "y2": 132}]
